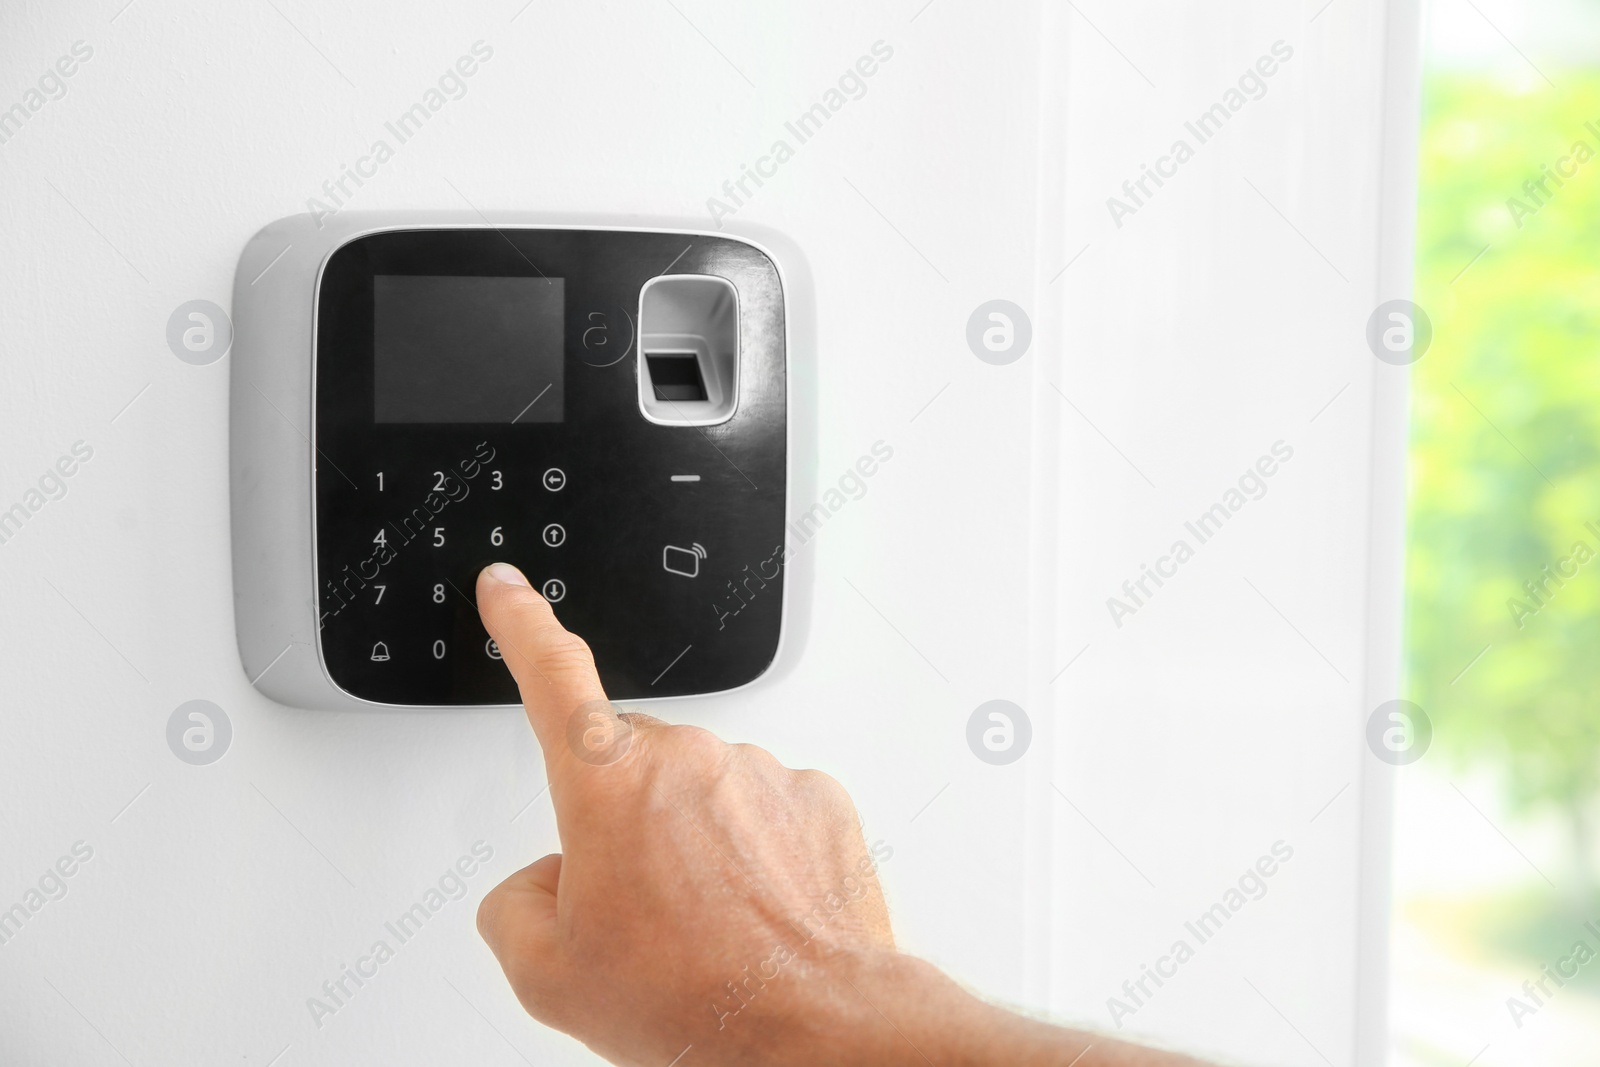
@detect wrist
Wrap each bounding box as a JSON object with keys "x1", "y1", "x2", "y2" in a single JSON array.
[
  {"x1": 791, "y1": 951, "x2": 1211, "y2": 1067},
  {"x1": 775, "y1": 948, "x2": 1117, "y2": 1067},
  {"x1": 742, "y1": 947, "x2": 993, "y2": 1067}
]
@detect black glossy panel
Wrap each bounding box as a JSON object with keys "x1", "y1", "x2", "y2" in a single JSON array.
[{"x1": 313, "y1": 229, "x2": 786, "y2": 705}]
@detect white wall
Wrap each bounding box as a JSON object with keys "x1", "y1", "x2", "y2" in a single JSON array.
[
  {"x1": 1042, "y1": 2, "x2": 1415, "y2": 1063},
  {"x1": 0, "y1": 2, "x2": 1409, "y2": 1064}
]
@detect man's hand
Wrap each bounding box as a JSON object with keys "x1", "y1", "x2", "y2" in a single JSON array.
[
  {"x1": 474, "y1": 563, "x2": 898, "y2": 1066},
  {"x1": 474, "y1": 562, "x2": 1215, "y2": 1067}
]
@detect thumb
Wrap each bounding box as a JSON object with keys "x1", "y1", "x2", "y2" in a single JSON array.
[
  {"x1": 477, "y1": 852, "x2": 563, "y2": 1014},
  {"x1": 476, "y1": 562, "x2": 609, "y2": 767}
]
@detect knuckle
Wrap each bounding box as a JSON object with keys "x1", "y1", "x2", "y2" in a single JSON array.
[
  {"x1": 729, "y1": 741, "x2": 781, "y2": 770},
  {"x1": 541, "y1": 627, "x2": 594, "y2": 664},
  {"x1": 795, "y1": 767, "x2": 854, "y2": 808},
  {"x1": 632, "y1": 724, "x2": 728, "y2": 795},
  {"x1": 489, "y1": 583, "x2": 548, "y2": 619},
  {"x1": 526, "y1": 627, "x2": 595, "y2": 678},
  {"x1": 493, "y1": 597, "x2": 553, "y2": 642},
  {"x1": 668, "y1": 724, "x2": 731, "y2": 769}
]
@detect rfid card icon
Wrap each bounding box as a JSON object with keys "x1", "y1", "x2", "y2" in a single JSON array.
[{"x1": 663, "y1": 543, "x2": 707, "y2": 578}]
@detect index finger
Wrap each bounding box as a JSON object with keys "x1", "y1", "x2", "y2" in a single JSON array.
[{"x1": 475, "y1": 562, "x2": 623, "y2": 783}]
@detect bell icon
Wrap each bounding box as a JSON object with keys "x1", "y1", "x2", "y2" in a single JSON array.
[{"x1": 370, "y1": 641, "x2": 391, "y2": 662}]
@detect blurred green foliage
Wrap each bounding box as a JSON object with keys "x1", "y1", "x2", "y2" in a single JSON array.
[
  {"x1": 1470, "y1": 888, "x2": 1600, "y2": 990},
  {"x1": 1408, "y1": 72, "x2": 1600, "y2": 883}
]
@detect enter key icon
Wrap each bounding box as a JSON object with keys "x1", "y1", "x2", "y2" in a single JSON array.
[{"x1": 663, "y1": 543, "x2": 707, "y2": 578}]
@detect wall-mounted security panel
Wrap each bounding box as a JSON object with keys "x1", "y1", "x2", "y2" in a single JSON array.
[{"x1": 231, "y1": 214, "x2": 794, "y2": 709}]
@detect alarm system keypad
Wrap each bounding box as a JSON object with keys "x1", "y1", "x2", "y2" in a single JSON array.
[
  {"x1": 313, "y1": 228, "x2": 787, "y2": 706},
  {"x1": 316, "y1": 440, "x2": 572, "y2": 699}
]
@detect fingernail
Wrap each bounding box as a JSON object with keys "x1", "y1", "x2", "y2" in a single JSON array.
[{"x1": 484, "y1": 562, "x2": 530, "y2": 587}]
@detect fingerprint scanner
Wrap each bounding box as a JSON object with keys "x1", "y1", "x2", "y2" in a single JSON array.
[
  {"x1": 637, "y1": 274, "x2": 739, "y2": 426},
  {"x1": 646, "y1": 354, "x2": 708, "y2": 401}
]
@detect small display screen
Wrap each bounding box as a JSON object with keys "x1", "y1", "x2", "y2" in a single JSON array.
[{"x1": 373, "y1": 275, "x2": 565, "y2": 424}]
